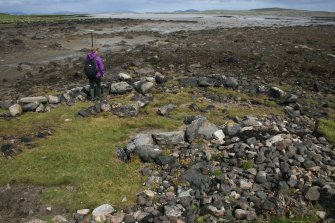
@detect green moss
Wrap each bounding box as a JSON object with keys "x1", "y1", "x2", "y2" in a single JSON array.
[
  {"x1": 210, "y1": 169, "x2": 222, "y2": 176},
  {"x1": 241, "y1": 160, "x2": 254, "y2": 170}
]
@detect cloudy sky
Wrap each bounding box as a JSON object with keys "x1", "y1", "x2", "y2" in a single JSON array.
[{"x1": 0, "y1": 0, "x2": 334, "y2": 14}]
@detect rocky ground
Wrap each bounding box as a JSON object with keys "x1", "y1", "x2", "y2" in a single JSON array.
[{"x1": 0, "y1": 17, "x2": 335, "y2": 223}]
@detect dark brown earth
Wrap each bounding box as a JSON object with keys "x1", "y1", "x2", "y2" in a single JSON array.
[
  {"x1": 0, "y1": 184, "x2": 73, "y2": 223},
  {"x1": 0, "y1": 18, "x2": 334, "y2": 223}
]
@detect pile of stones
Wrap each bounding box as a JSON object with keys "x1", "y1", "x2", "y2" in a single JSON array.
[
  {"x1": 0, "y1": 72, "x2": 158, "y2": 118},
  {"x1": 63, "y1": 114, "x2": 334, "y2": 223},
  {"x1": 1, "y1": 71, "x2": 334, "y2": 222}
]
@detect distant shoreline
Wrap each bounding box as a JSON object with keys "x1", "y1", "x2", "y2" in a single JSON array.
[{"x1": 3, "y1": 7, "x2": 335, "y2": 17}]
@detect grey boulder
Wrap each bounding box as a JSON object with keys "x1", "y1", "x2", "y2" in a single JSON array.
[
  {"x1": 112, "y1": 104, "x2": 139, "y2": 117},
  {"x1": 269, "y1": 87, "x2": 286, "y2": 99},
  {"x1": 185, "y1": 117, "x2": 218, "y2": 143},
  {"x1": 110, "y1": 81, "x2": 133, "y2": 94},
  {"x1": 9, "y1": 104, "x2": 22, "y2": 117},
  {"x1": 305, "y1": 186, "x2": 320, "y2": 201},
  {"x1": 135, "y1": 144, "x2": 161, "y2": 162},
  {"x1": 126, "y1": 133, "x2": 153, "y2": 154},
  {"x1": 221, "y1": 120, "x2": 241, "y2": 136},
  {"x1": 22, "y1": 101, "x2": 40, "y2": 111},
  {"x1": 48, "y1": 95, "x2": 61, "y2": 104},
  {"x1": 157, "y1": 104, "x2": 176, "y2": 116},
  {"x1": 134, "y1": 81, "x2": 154, "y2": 94},
  {"x1": 225, "y1": 77, "x2": 239, "y2": 89}
]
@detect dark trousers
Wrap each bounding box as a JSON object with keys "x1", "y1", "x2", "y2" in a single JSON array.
[
  {"x1": 88, "y1": 76, "x2": 102, "y2": 98},
  {"x1": 89, "y1": 76, "x2": 101, "y2": 90}
]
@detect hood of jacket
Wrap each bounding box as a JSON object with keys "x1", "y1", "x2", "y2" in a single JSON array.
[{"x1": 87, "y1": 52, "x2": 97, "y2": 60}]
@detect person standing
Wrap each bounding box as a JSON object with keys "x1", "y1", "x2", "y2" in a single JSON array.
[{"x1": 84, "y1": 48, "x2": 105, "y2": 100}]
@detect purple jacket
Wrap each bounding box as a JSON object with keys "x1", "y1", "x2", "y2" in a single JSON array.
[{"x1": 84, "y1": 52, "x2": 105, "y2": 77}]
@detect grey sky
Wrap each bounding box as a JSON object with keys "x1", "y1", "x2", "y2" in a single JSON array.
[{"x1": 0, "y1": 0, "x2": 334, "y2": 14}]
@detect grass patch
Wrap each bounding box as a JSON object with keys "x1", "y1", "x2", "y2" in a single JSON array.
[
  {"x1": 317, "y1": 118, "x2": 335, "y2": 144},
  {"x1": 207, "y1": 87, "x2": 281, "y2": 108},
  {"x1": 0, "y1": 102, "x2": 181, "y2": 211},
  {"x1": 208, "y1": 87, "x2": 251, "y2": 101},
  {"x1": 302, "y1": 98, "x2": 319, "y2": 107},
  {"x1": 225, "y1": 106, "x2": 284, "y2": 118},
  {"x1": 143, "y1": 89, "x2": 283, "y2": 126},
  {"x1": 326, "y1": 94, "x2": 335, "y2": 109}
]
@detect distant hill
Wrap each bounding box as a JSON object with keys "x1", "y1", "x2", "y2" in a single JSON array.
[
  {"x1": 109, "y1": 10, "x2": 138, "y2": 13},
  {"x1": 250, "y1": 7, "x2": 299, "y2": 12},
  {"x1": 202, "y1": 8, "x2": 335, "y2": 17},
  {"x1": 174, "y1": 9, "x2": 199, "y2": 13},
  {"x1": 5, "y1": 11, "x2": 26, "y2": 15},
  {"x1": 52, "y1": 11, "x2": 79, "y2": 15}
]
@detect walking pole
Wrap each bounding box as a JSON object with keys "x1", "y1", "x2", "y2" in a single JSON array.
[{"x1": 89, "y1": 30, "x2": 95, "y2": 48}]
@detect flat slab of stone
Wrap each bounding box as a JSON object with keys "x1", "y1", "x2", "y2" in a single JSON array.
[
  {"x1": 153, "y1": 131, "x2": 185, "y2": 145},
  {"x1": 19, "y1": 96, "x2": 48, "y2": 103}
]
